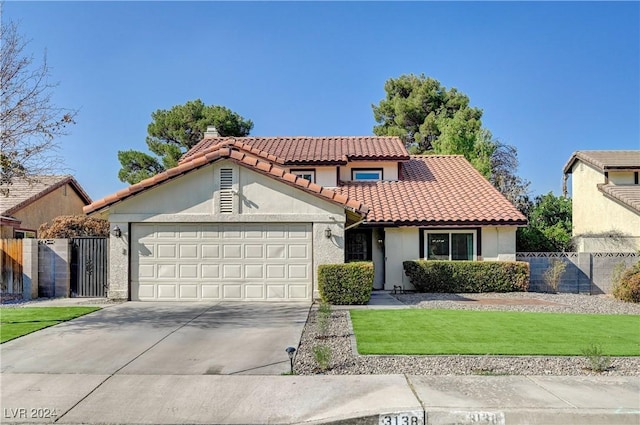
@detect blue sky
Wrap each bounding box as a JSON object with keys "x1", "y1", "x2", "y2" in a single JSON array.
[{"x1": 4, "y1": 1, "x2": 639, "y2": 201}]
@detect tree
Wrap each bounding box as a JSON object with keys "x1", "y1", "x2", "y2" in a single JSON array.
[
  {"x1": 0, "y1": 17, "x2": 77, "y2": 196},
  {"x1": 372, "y1": 73, "x2": 530, "y2": 205},
  {"x1": 372, "y1": 74, "x2": 483, "y2": 153},
  {"x1": 117, "y1": 99, "x2": 253, "y2": 184},
  {"x1": 517, "y1": 192, "x2": 573, "y2": 252}
]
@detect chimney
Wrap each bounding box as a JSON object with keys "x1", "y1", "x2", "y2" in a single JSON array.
[{"x1": 204, "y1": 126, "x2": 220, "y2": 138}]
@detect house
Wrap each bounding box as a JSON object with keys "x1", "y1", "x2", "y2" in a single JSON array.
[
  {"x1": 563, "y1": 150, "x2": 640, "y2": 252},
  {"x1": 85, "y1": 132, "x2": 526, "y2": 301},
  {"x1": 0, "y1": 175, "x2": 92, "y2": 239}
]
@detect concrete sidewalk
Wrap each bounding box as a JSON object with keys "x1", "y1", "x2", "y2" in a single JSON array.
[{"x1": 1, "y1": 373, "x2": 638, "y2": 424}]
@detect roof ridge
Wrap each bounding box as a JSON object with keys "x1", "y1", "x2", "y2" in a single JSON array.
[{"x1": 85, "y1": 146, "x2": 369, "y2": 216}]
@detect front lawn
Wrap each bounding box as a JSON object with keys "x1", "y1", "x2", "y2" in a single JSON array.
[
  {"x1": 350, "y1": 309, "x2": 640, "y2": 356},
  {"x1": 0, "y1": 307, "x2": 100, "y2": 343}
]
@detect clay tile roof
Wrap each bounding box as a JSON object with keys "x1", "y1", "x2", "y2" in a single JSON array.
[
  {"x1": 563, "y1": 150, "x2": 640, "y2": 174},
  {"x1": 84, "y1": 146, "x2": 368, "y2": 216},
  {"x1": 180, "y1": 136, "x2": 409, "y2": 165},
  {"x1": 598, "y1": 184, "x2": 640, "y2": 213},
  {"x1": 1, "y1": 175, "x2": 92, "y2": 216},
  {"x1": 334, "y1": 156, "x2": 527, "y2": 226}
]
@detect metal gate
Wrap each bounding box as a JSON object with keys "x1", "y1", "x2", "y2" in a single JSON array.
[
  {"x1": 1, "y1": 239, "x2": 23, "y2": 293},
  {"x1": 71, "y1": 237, "x2": 108, "y2": 297}
]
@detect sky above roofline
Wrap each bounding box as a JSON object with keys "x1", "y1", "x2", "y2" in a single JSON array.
[{"x1": 4, "y1": 1, "x2": 639, "y2": 201}]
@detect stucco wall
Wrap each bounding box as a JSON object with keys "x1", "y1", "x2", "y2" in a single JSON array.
[
  {"x1": 609, "y1": 171, "x2": 636, "y2": 185},
  {"x1": 571, "y1": 162, "x2": 640, "y2": 239},
  {"x1": 481, "y1": 227, "x2": 517, "y2": 261},
  {"x1": 13, "y1": 184, "x2": 88, "y2": 234},
  {"x1": 382, "y1": 226, "x2": 518, "y2": 290},
  {"x1": 340, "y1": 161, "x2": 399, "y2": 181},
  {"x1": 105, "y1": 160, "x2": 347, "y2": 300}
]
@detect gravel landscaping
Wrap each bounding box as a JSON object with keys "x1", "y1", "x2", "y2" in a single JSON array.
[{"x1": 294, "y1": 292, "x2": 640, "y2": 376}]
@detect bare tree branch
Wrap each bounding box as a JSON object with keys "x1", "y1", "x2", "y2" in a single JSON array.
[{"x1": 0, "y1": 13, "x2": 77, "y2": 196}]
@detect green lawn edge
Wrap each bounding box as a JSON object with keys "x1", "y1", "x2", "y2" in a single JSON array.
[
  {"x1": 350, "y1": 309, "x2": 640, "y2": 356},
  {"x1": 0, "y1": 307, "x2": 101, "y2": 343}
]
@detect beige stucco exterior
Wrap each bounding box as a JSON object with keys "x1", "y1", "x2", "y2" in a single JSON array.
[
  {"x1": 340, "y1": 161, "x2": 399, "y2": 182},
  {"x1": 383, "y1": 226, "x2": 519, "y2": 290},
  {"x1": 104, "y1": 161, "x2": 346, "y2": 300},
  {"x1": 6, "y1": 183, "x2": 88, "y2": 236},
  {"x1": 570, "y1": 161, "x2": 640, "y2": 252}
]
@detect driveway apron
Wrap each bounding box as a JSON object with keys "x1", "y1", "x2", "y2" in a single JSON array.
[{"x1": 0, "y1": 302, "x2": 309, "y2": 376}]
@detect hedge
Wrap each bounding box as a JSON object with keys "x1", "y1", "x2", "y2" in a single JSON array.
[
  {"x1": 318, "y1": 262, "x2": 374, "y2": 305},
  {"x1": 403, "y1": 260, "x2": 530, "y2": 293}
]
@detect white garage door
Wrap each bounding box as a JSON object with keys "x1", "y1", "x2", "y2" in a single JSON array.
[{"x1": 131, "y1": 223, "x2": 313, "y2": 301}]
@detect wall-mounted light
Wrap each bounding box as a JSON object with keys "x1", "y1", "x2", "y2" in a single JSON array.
[
  {"x1": 324, "y1": 227, "x2": 332, "y2": 239},
  {"x1": 377, "y1": 239, "x2": 384, "y2": 247},
  {"x1": 111, "y1": 225, "x2": 122, "y2": 238}
]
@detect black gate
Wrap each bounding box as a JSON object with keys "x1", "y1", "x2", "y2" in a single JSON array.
[{"x1": 71, "y1": 237, "x2": 108, "y2": 297}]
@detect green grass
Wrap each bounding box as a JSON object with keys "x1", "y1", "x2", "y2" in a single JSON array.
[
  {"x1": 0, "y1": 307, "x2": 100, "y2": 343},
  {"x1": 350, "y1": 309, "x2": 640, "y2": 356}
]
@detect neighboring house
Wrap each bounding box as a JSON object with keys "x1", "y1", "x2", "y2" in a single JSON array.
[
  {"x1": 85, "y1": 132, "x2": 526, "y2": 301},
  {"x1": 0, "y1": 175, "x2": 92, "y2": 239},
  {"x1": 563, "y1": 150, "x2": 640, "y2": 252}
]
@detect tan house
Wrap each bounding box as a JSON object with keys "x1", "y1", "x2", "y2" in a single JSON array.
[
  {"x1": 563, "y1": 150, "x2": 640, "y2": 252},
  {"x1": 85, "y1": 133, "x2": 526, "y2": 302},
  {"x1": 0, "y1": 175, "x2": 92, "y2": 238}
]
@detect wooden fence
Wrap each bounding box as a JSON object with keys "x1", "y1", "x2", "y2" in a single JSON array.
[{"x1": 1, "y1": 239, "x2": 23, "y2": 293}]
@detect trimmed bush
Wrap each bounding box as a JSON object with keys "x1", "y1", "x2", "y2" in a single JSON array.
[
  {"x1": 318, "y1": 262, "x2": 374, "y2": 305},
  {"x1": 403, "y1": 260, "x2": 529, "y2": 293},
  {"x1": 613, "y1": 262, "x2": 640, "y2": 303}
]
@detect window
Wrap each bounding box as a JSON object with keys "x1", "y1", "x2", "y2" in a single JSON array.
[
  {"x1": 352, "y1": 169, "x2": 382, "y2": 181},
  {"x1": 291, "y1": 169, "x2": 315, "y2": 183},
  {"x1": 15, "y1": 230, "x2": 36, "y2": 239},
  {"x1": 345, "y1": 229, "x2": 372, "y2": 262},
  {"x1": 425, "y1": 230, "x2": 476, "y2": 261}
]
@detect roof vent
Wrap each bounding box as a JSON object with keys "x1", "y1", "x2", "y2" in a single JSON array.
[{"x1": 204, "y1": 126, "x2": 220, "y2": 138}]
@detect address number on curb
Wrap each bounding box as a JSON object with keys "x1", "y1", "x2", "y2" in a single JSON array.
[{"x1": 379, "y1": 411, "x2": 424, "y2": 425}]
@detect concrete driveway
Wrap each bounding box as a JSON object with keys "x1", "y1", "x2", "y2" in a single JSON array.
[{"x1": 0, "y1": 301, "x2": 310, "y2": 375}]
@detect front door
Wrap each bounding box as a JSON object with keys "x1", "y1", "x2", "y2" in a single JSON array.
[{"x1": 345, "y1": 229, "x2": 372, "y2": 262}]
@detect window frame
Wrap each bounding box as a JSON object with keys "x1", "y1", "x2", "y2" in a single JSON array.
[
  {"x1": 290, "y1": 169, "x2": 316, "y2": 183},
  {"x1": 351, "y1": 168, "x2": 383, "y2": 181},
  {"x1": 421, "y1": 229, "x2": 478, "y2": 261}
]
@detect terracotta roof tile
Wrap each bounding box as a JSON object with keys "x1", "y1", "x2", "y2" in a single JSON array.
[
  {"x1": 84, "y1": 145, "x2": 368, "y2": 216},
  {"x1": 335, "y1": 156, "x2": 527, "y2": 226},
  {"x1": 181, "y1": 136, "x2": 409, "y2": 165}
]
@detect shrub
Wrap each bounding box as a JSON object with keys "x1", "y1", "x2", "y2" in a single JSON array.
[
  {"x1": 543, "y1": 259, "x2": 567, "y2": 293},
  {"x1": 318, "y1": 262, "x2": 374, "y2": 305},
  {"x1": 613, "y1": 261, "x2": 640, "y2": 303},
  {"x1": 402, "y1": 260, "x2": 529, "y2": 293},
  {"x1": 316, "y1": 302, "x2": 332, "y2": 337},
  {"x1": 312, "y1": 344, "x2": 332, "y2": 372},
  {"x1": 581, "y1": 343, "x2": 611, "y2": 372},
  {"x1": 38, "y1": 215, "x2": 109, "y2": 238}
]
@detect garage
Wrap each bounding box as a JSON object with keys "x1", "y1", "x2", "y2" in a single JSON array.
[{"x1": 131, "y1": 223, "x2": 313, "y2": 301}]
